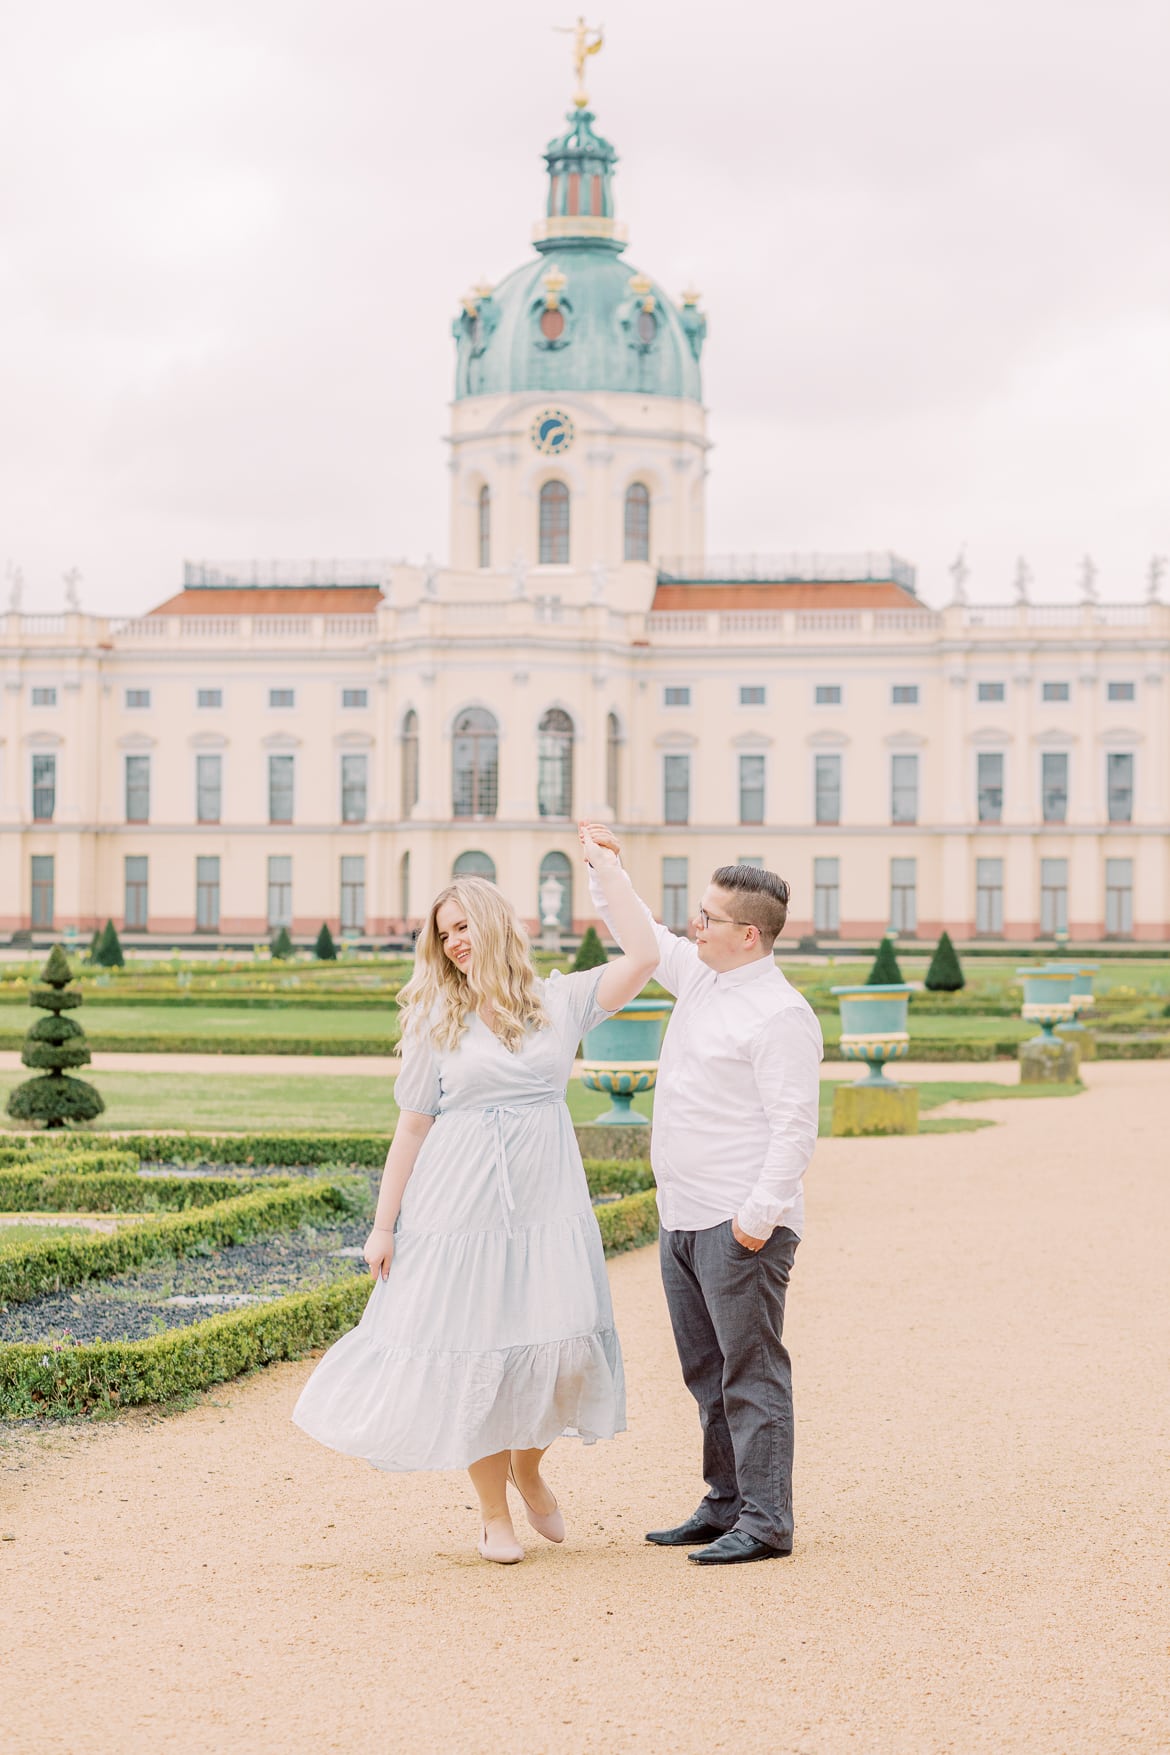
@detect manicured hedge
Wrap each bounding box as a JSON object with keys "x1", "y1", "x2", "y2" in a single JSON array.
[
  {"x1": 0, "y1": 1180, "x2": 364, "y2": 1308},
  {"x1": 595, "y1": 1188, "x2": 659, "y2": 1254},
  {"x1": 108, "y1": 1132, "x2": 388, "y2": 1167},
  {"x1": 582, "y1": 1158, "x2": 655, "y2": 1199},
  {"x1": 0, "y1": 1170, "x2": 293, "y2": 1214},
  {"x1": 0, "y1": 1033, "x2": 397, "y2": 1057},
  {"x1": 0, "y1": 1276, "x2": 372, "y2": 1418},
  {"x1": 0, "y1": 1146, "x2": 139, "y2": 1175},
  {"x1": 1095, "y1": 1036, "x2": 1170, "y2": 1059}
]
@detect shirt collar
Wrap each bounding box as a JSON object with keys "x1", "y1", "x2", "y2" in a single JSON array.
[{"x1": 713, "y1": 955, "x2": 776, "y2": 990}]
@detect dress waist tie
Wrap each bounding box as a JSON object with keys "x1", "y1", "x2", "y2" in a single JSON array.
[{"x1": 480, "y1": 1098, "x2": 561, "y2": 1234}]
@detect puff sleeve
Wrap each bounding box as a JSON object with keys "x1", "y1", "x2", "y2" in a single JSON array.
[{"x1": 393, "y1": 1022, "x2": 443, "y2": 1116}]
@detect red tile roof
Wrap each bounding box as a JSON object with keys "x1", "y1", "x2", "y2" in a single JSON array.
[
  {"x1": 651, "y1": 581, "x2": 919, "y2": 611},
  {"x1": 147, "y1": 588, "x2": 384, "y2": 615}
]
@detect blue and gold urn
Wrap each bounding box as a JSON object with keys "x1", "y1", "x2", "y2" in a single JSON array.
[
  {"x1": 830, "y1": 984, "x2": 913, "y2": 1084},
  {"x1": 1017, "y1": 966, "x2": 1076, "y2": 1041},
  {"x1": 580, "y1": 996, "x2": 673, "y2": 1124}
]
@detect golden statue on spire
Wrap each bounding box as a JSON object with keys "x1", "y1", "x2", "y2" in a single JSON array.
[{"x1": 555, "y1": 16, "x2": 604, "y2": 109}]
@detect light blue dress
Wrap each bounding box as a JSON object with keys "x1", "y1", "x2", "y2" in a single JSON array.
[{"x1": 292, "y1": 967, "x2": 626, "y2": 1472}]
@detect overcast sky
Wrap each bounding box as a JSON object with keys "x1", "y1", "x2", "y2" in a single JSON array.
[{"x1": 3, "y1": 0, "x2": 1167, "y2": 614}]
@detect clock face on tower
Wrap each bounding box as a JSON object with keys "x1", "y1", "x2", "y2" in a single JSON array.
[{"x1": 530, "y1": 409, "x2": 575, "y2": 456}]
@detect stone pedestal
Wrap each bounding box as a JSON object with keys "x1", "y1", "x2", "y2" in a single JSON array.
[
  {"x1": 1019, "y1": 1037, "x2": 1080, "y2": 1083},
  {"x1": 831, "y1": 1083, "x2": 920, "y2": 1137}
]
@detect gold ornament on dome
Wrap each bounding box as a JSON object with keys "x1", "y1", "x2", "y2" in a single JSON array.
[
  {"x1": 627, "y1": 271, "x2": 655, "y2": 313},
  {"x1": 541, "y1": 266, "x2": 568, "y2": 310},
  {"x1": 680, "y1": 285, "x2": 702, "y2": 308},
  {"x1": 554, "y1": 16, "x2": 604, "y2": 109}
]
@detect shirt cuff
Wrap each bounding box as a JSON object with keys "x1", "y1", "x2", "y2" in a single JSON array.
[{"x1": 736, "y1": 1200, "x2": 788, "y2": 1243}]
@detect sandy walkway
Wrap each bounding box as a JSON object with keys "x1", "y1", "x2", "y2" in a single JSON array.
[
  {"x1": 0, "y1": 1050, "x2": 1021, "y2": 1083},
  {"x1": 1, "y1": 1062, "x2": 1167, "y2": 1754}
]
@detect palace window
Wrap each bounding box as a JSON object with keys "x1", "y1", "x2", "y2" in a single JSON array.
[
  {"x1": 30, "y1": 855, "x2": 54, "y2": 929},
  {"x1": 1107, "y1": 680, "x2": 1135, "y2": 703},
  {"x1": 605, "y1": 712, "x2": 620, "y2": 817},
  {"x1": 891, "y1": 753, "x2": 919, "y2": 824},
  {"x1": 124, "y1": 754, "x2": 150, "y2": 824},
  {"x1": 401, "y1": 709, "x2": 419, "y2": 815},
  {"x1": 892, "y1": 685, "x2": 919, "y2": 705},
  {"x1": 739, "y1": 686, "x2": 766, "y2": 706},
  {"x1": 124, "y1": 856, "x2": 148, "y2": 931},
  {"x1": 815, "y1": 754, "x2": 841, "y2": 826},
  {"x1": 269, "y1": 688, "x2": 295, "y2": 709},
  {"x1": 453, "y1": 850, "x2": 496, "y2": 881},
  {"x1": 663, "y1": 754, "x2": 690, "y2": 825},
  {"x1": 478, "y1": 485, "x2": 491, "y2": 569},
  {"x1": 197, "y1": 689, "x2": 222, "y2": 709},
  {"x1": 663, "y1": 686, "x2": 691, "y2": 708},
  {"x1": 32, "y1": 753, "x2": 56, "y2": 821},
  {"x1": 1041, "y1": 752, "x2": 1068, "y2": 823},
  {"x1": 340, "y1": 856, "x2": 366, "y2": 934},
  {"x1": 975, "y1": 858, "x2": 1004, "y2": 935},
  {"x1": 452, "y1": 708, "x2": 498, "y2": 819},
  {"x1": 977, "y1": 752, "x2": 1004, "y2": 823},
  {"x1": 538, "y1": 481, "x2": 569, "y2": 564},
  {"x1": 537, "y1": 708, "x2": 573, "y2": 819},
  {"x1": 1106, "y1": 752, "x2": 1133, "y2": 823},
  {"x1": 813, "y1": 857, "x2": 840, "y2": 936},
  {"x1": 814, "y1": 684, "x2": 841, "y2": 706},
  {"x1": 341, "y1": 753, "x2": 368, "y2": 824},
  {"x1": 977, "y1": 681, "x2": 1005, "y2": 703},
  {"x1": 196, "y1": 754, "x2": 222, "y2": 824},
  {"x1": 125, "y1": 689, "x2": 151, "y2": 709},
  {"x1": 268, "y1": 754, "x2": 294, "y2": 825},
  {"x1": 196, "y1": 856, "x2": 220, "y2": 932},
  {"x1": 31, "y1": 687, "x2": 57, "y2": 707},
  {"x1": 1105, "y1": 858, "x2": 1133, "y2": 938},
  {"x1": 267, "y1": 855, "x2": 292, "y2": 930},
  {"x1": 890, "y1": 857, "x2": 917, "y2": 935},
  {"x1": 1042, "y1": 681, "x2": 1070, "y2": 703},
  {"x1": 341, "y1": 688, "x2": 368, "y2": 709},
  {"x1": 539, "y1": 850, "x2": 573, "y2": 933},
  {"x1": 1040, "y1": 858, "x2": 1068, "y2": 936},
  {"x1": 738, "y1": 753, "x2": 765, "y2": 825},
  {"x1": 662, "y1": 856, "x2": 689, "y2": 932},
  {"x1": 624, "y1": 483, "x2": 650, "y2": 562}
]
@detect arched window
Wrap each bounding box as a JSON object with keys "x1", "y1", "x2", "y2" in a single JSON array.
[
  {"x1": 537, "y1": 707, "x2": 574, "y2": 819},
  {"x1": 624, "y1": 482, "x2": 650, "y2": 562},
  {"x1": 399, "y1": 851, "x2": 411, "y2": 927},
  {"x1": 477, "y1": 485, "x2": 490, "y2": 569},
  {"x1": 539, "y1": 850, "x2": 572, "y2": 933},
  {"x1": 400, "y1": 709, "x2": 419, "y2": 815},
  {"x1": 452, "y1": 707, "x2": 499, "y2": 819},
  {"x1": 606, "y1": 711, "x2": 621, "y2": 816},
  {"x1": 453, "y1": 850, "x2": 497, "y2": 882},
  {"x1": 538, "y1": 481, "x2": 570, "y2": 565}
]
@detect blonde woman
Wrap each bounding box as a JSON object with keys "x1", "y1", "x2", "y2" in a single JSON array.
[{"x1": 293, "y1": 828, "x2": 657, "y2": 1563}]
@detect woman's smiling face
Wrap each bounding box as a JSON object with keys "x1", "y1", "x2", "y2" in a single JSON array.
[{"x1": 435, "y1": 899, "x2": 472, "y2": 974}]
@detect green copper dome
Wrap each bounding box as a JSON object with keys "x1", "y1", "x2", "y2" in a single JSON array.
[{"x1": 453, "y1": 107, "x2": 706, "y2": 403}]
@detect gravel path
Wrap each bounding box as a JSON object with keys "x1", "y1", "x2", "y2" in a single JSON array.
[{"x1": 1, "y1": 1061, "x2": 1166, "y2": 1754}]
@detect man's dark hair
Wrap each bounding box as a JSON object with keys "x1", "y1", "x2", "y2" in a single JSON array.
[{"x1": 710, "y1": 864, "x2": 790, "y2": 945}]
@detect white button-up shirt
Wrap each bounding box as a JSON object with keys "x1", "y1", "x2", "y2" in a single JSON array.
[{"x1": 589, "y1": 871, "x2": 823, "y2": 1239}]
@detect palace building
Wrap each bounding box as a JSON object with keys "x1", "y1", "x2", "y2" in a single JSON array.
[{"x1": 2, "y1": 70, "x2": 1167, "y2": 946}]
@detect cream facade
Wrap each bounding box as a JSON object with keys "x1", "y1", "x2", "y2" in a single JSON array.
[{"x1": 2, "y1": 81, "x2": 1166, "y2": 947}]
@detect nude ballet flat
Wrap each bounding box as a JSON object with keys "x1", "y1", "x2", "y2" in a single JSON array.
[
  {"x1": 508, "y1": 1465, "x2": 566, "y2": 1544},
  {"x1": 477, "y1": 1521, "x2": 524, "y2": 1565}
]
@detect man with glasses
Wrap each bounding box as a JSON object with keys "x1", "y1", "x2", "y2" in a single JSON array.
[{"x1": 579, "y1": 825, "x2": 822, "y2": 1565}]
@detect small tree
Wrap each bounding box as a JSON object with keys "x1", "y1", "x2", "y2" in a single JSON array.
[
  {"x1": 94, "y1": 919, "x2": 124, "y2": 968},
  {"x1": 271, "y1": 925, "x2": 294, "y2": 960},
  {"x1": 925, "y1": 929, "x2": 965, "y2": 992},
  {"x1": 86, "y1": 928, "x2": 102, "y2": 963},
  {"x1": 867, "y1": 936, "x2": 905, "y2": 985},
  {"x1": 572, "y1": 925, "x2": 609, "y2": 972},
  {"x1": 7, "y1": 944, "x2": 105, "y2": 1128},
  {"x1": 315, "y1": 922, "x2": 338, "y2": 961}
]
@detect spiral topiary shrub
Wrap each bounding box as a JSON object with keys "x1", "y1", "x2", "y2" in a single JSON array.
[{"x1": 6, "y1": 945, "x2": 105, "y2": 1128}]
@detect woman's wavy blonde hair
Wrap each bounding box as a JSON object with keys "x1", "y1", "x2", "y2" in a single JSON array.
[{"x1": 397, "y1": 875, "x2": 548, "y2": 1054}]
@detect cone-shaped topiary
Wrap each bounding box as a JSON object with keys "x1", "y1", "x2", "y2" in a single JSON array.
[
  {"x1": 6, "y1": 944, "x2": 105, "y2": 1128},
  {"x1": 571, "y1": 925, "x2": 609, "y2": 972},
  {"x1": 924, "y1": 929, "x2": 965, "y2": 992},
  {"x1": 86, "y1": 928, "x2": 102, "y2": 963},
  {"x1": 271, "y1": 925, "x2": 294, "y2": 960},
  {"x1": 867, "y1": 936, "x2": 905, "y2": 985},
  {"x1": 314, "y1": 922, "x2": 338, "y2": 961},
  {"x1": 94, "y1": 919, "x2": 125, "y2": 967}
]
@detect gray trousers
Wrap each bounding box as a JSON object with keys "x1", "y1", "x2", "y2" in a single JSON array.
[{"x1": 659, "y1": 1221, "x2": 800, "y2": 1550}]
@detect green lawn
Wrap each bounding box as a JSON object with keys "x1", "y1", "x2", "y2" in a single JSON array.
[
  {"x1": 0, "y1": 1070, "x2": 1080, "y2": 1138},
  {"x1": 0, "y1": 1004, "x2": 398, "y2": 1043}
]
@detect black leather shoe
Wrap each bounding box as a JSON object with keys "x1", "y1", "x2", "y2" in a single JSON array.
[
  {"x1": 645, "y1": 1512, "x2": 729, "y2": 1547},
  {"x1": 688, "y1": 1530, "x2": 791, "y2": 1565}
]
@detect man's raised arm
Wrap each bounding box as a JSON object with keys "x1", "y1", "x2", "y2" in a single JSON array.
[{"x1": 578, "y1": 821, "x2": 700, "y2": 999}]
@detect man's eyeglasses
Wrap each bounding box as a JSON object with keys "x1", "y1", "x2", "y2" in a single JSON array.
[{"x1": 698, "y1": 907, "x2": 753, "y2": 930}]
